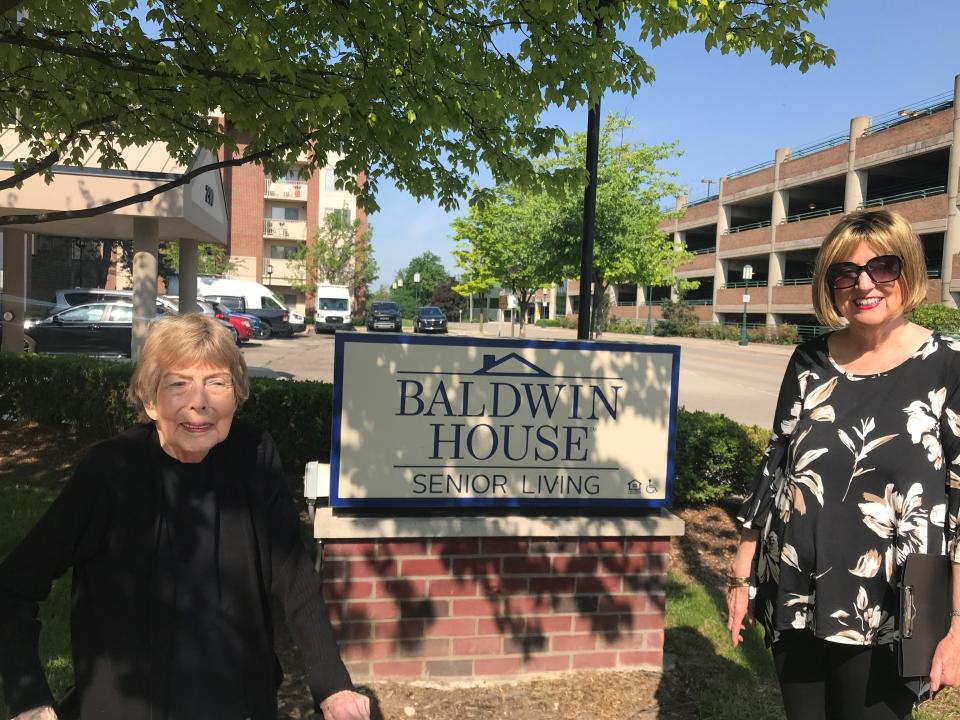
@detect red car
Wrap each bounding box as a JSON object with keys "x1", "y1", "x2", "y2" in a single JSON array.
[{"x1": 195, "y1": 300, "x2": 253, "y2": 343}]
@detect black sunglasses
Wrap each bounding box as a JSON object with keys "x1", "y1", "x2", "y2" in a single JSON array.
[{"x1": 825, "y1": 254, "x2": 903, "y2": 290}]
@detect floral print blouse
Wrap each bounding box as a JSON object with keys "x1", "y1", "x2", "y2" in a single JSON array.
[{"x1": 737, "y1": 332, "x2": 960, "y2": 646}]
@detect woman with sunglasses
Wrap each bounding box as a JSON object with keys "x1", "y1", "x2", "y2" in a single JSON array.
[{"x1": 726, "y1": 209, "x2": 960, "y2": 718}]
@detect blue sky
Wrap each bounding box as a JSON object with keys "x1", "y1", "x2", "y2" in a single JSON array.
[{"x1": 368, "y1": 0, "x2": 960, "y2": 288}]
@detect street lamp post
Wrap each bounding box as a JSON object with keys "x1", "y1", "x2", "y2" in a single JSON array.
[
  {"x1": 265, "y1": 264, "x2": 274, "y2": 286},
  {"x1": 701, "y1": 178, "x2": 718, "y2": 198},
  {"x1": 413, "y1": 272, "x2": 421, "y2": 307},
  {"x1": 739, "y1": 264, "x2": 753, "y2": 347},
  {"x1": 645, "y1": 285, "x2": 654, "y2": 335}
]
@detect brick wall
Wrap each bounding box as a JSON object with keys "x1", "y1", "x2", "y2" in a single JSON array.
[
  {"x1": 771, "y1": 284, "x2": 813, "y2": 306},
  {"x1": 677, "y1": 252, "x2": 715, "y2": 273},
  {"x1": 857, "y1": 109, "x2": 953, "y2": 159},
  {"x1": 723, "y1": 166, "x2": 775, "y2": 198},
  {"x1": 718, "y1": 226, "x2": 772, "y2": 252},
  {"x1": 775, "y1": 214, "x2": 841, "y2": 244},
  {"x1": 223, "y1": 143, "x2": 266, "y2": 280},
  {"x1": 887, "y1": 194, "x2": 950, "y2": 225},
  {"x1": 779, "y1": 145, "x2": 847, "y2": 181},
  {"x1": 678, "y1": 199, "x2": 718, "y2": 226},
  {"x1": 322, "y1": 537, "x2": 668, "y2": 680}
]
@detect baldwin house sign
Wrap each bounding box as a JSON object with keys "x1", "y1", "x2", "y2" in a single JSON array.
[{"x1": 330, "y1": 335, "x2": 680, "y2": 509}]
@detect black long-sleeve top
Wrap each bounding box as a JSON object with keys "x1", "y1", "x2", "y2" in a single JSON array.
[{"x1": 0, "y1": 421, "x2": 352, "y2": 719}]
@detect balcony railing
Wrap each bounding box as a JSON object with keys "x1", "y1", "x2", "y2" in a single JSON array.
[
  {"x1": 784, "y1": 134, "x2": 848, "y2": 161},
  {"x1": 783, "y1": 205, "x2": 843, "y2": 223},
  {"x1": 686, "y1": 299, "x2": 713, "y2": 306},
  {"x1": 686, "y1": 194, "x2": 719, "y2": 208},
  {"x1": 690, "y1": 246, "x2": 717, "y2": 255},
  {"x1": 263, "y1": 218, "x2": 307, "y2": 240},
  {"x1": 778, "y1": 278, "x2": 814, "y2": 286},
  {"x1": 265, "y1": 181, "x2": 307, "y2": 200},
  {"x1": 859, "y1": 185, "x2": 946, "y2": 209},
  {"x1": 727, "y1": 220, "x2": 772, "y2": 234},
  {"x1": 863, "y1": 91, "x2": 954, "y2": 136},
  {"x1": 722, "y1": 280, "x2": 767, "y2": 289},
  {"x1": 928, "y1": 268, "x2": 942, "y2": 279},
  {"x1": 726, "y1": 159, "x2": 775, "y2": 179}
]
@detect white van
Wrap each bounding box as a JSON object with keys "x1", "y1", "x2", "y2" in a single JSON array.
[
  {"x1": 314, "y1": 284, "x2": 353, "y2": 333},
  {"x1": 169, "y1": 276, "x2": 304, "y2": 336}
]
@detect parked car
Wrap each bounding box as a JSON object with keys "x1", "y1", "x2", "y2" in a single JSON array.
[
  {"x1": 413, "y1": 306, "x2": 448, "y2": 334},
  {"x1": 187, "y1": 299, "x2": 253, "y2": 343},
  {"x1": 366, "y1": 301, "x2": 403, "y2": 332},
  {"x1": 54, "y1": 287, "x2": 180, "y2": 314},
  {"x1": 207, "y1": 300, "x2": 263, "y2": 340},
  {"x1": 198, "y1": 292, "x2": 289, "y2": 338},
  {"x1": 24, "y1": 301, "x2": 160, "y2": 357}
]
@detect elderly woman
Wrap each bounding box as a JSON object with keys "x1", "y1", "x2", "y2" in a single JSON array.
[
  {"x1": 727, "y1": 209, "x2": 960, "y2": 719},
  {"x1": 0, "y1": 313, "x2": 369, "y2": 720}
]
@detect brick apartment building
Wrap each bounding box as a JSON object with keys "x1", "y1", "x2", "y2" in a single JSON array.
[
  {"x1": 566, "y1": 73, "x2": 960, "y2": 335},
  {"x1": 221, "y1": 136, "x2": 365, "y2": 315}
]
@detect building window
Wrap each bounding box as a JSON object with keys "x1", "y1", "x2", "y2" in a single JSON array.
[
  {"x1": 616, "y1": 284, "x2": 638, "y2": 304},
  {"x1": 324, "y1": 207, "x2": 351, "y2": 224},
  {"x1": 283, "y1": 294, "x2": 299, "y2": 306},
  {"x1": 325, "y1": 169, "x2": 338, "y2": 192},
  {"x1": 270, "y1": 244, "x2": 298, "y2": 260},
  {"x1": 271, "y1": 207, "x2": 300, "y2": 221}
]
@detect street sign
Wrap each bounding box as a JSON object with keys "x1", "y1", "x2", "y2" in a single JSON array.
[{"x1": 743, "y1": 294, "x2": 750, "y2": 303}]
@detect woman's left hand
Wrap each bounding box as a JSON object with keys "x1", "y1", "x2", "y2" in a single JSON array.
[
  {"x1": 320, "y1": 689, "x2": 371, "y2": 720},
  {"x1": 930, "y1": 629, "x2": 960, "y2": 692}
]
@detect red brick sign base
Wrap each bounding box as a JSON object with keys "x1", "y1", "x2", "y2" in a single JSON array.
[{"x1": 321, "y1": 537, "x2": 669, "y2": 680}]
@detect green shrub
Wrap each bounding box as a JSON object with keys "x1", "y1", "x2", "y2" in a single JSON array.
[
  {"x1": 535, "y1": 317, "x2": 577, "y2": 329},
  {"x1": 654, "y1": 301, "x2": 699, "y2": 337},
  {"x1": 0, "y1": 353, "x2": 333, "y2": 476},
  {"x1": 910, "y1": 304, "x2": 960, "y2": 334},
  {"x1": 0, "y1": 355, "x2": 769, "y2": 506},
  {"x1": 673, "y1": 408, "x2": 770, "y2": 505}
]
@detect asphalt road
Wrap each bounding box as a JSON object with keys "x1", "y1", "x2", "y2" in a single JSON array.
[{"x1": 240, "y1": 323, "x2": 793, "y2": 429}]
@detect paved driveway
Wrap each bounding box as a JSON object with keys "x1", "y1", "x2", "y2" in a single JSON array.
[{"x1": 241, "y1": 323, "x2": 793, "y2": 428}]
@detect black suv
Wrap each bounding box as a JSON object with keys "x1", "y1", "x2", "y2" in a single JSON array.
[
  {"x1": 366, "y1": 301, "x2": 402, "y2": 332},
  {"x1": 413, "y1": 306, "x2": 448, "y2": 334}
]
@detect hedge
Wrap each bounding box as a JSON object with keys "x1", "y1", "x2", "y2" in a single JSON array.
[
  {"x1": 0, "y1": 353, "x2": 768, "y2": 505},
  {"x1": 0, "y1": 353, "x2": 332, "y2": 479},
  {"x1": 910, "y1": 304, "x2": 960, "y2": 334}
]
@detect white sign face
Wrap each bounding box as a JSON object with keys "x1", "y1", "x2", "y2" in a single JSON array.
[
  {"x1": 330, "y1": 335, "x2": 680, "y2": 508},
  {"x1": 743, "y1": 294, "x2": 751, "y2": 303}
]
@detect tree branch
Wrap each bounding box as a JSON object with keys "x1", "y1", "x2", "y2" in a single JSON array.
[
  {"x1": 0, "y1": 140, "x2": 299, "y2": 226},
  {"x1": 0, "y1": 114, "x2": 120, "y2": 191}
]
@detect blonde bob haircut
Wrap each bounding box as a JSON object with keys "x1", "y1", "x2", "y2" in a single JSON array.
[
  {"x1": 812, "y1": 209, "x2": 927, "y2": 329},
  {"x1": 128, "y1": 312, "x2": 250, "y2": 420}
]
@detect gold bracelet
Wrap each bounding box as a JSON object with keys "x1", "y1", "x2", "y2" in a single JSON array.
[
  {"x1": 727, "y1": 575, "x2": 751, "y2": 589},
  {"x1": 951, "y1": 610, "x2": 960, "y2": 618}
]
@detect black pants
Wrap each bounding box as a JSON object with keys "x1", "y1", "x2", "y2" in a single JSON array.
[{"x1": 772, "y1": 631, "x2": 915, "y2": 720}]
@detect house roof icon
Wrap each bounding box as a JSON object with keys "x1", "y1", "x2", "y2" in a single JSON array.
[{"x1": 473, "y1": 353, "x2": 552, "y2": 377}]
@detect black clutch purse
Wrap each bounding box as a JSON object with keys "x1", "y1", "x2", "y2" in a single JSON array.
[{"x1": 898, "y1": 553, "x2": 951, "y2": 678}]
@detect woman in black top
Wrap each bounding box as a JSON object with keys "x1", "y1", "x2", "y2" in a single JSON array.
[
  {"x1": 727, "y1": 210, "x2": 960, "y2": 718},
  {"x1": 0, "y1": 313, "x2": 370, "y2": 720}
]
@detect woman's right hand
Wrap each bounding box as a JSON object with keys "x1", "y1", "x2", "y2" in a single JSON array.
[
  {"x1": 13, "y1": 706, "x2": 58, "y2": 720},
  {"x1": 727, "y1": 528, "x2": 760, "y2": 648},
  {"x1": 727, "y1": 585, "x2": 751, "y2": 647}
]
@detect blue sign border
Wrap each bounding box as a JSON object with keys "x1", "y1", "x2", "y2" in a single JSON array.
[{"x1": 330, "y1": 333, "x2": 680, "y2": 509}]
